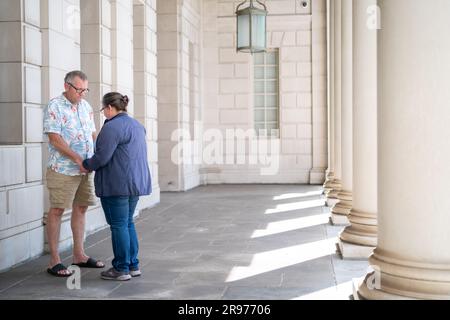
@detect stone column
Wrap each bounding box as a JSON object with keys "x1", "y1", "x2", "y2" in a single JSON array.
[
  {"x1": 323, "y1": 0, "x2": 335, "y2": 194},
  {"x1": 309, "y1": 0, "x2": 328, "y2": 184},
  {"x1": 325, "y1": 0, "x2": 342, "y2": 207},
  {"x1": 338, "y1": 0, "x2": 377, "y2": 258},
  {"x1": 110, "y1": 0, "x2": 134, "y2": 112},
  {"x1": 358, "y1": 0, "x2": 450, "y2": 299},
  {"x1": 330, "y1": 0, "x2": 352, "y2": 225},
  {"x1": 157, "y1": 0, "x2": 182, "y2": 191},
  {"x1": 133, "y1": 0, "x2": 161, "y2": 209},
  {"x1": 80, "y1": 0, "x2": 113, "y2": 128}
]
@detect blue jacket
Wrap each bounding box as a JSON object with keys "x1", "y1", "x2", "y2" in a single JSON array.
[{"x1": 83, "y1": 113, "x2": 152, "y2": 197}]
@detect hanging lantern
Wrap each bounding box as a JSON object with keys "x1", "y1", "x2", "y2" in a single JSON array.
[{"x1": 236, "y1": 0, "x2": 268, "y2": 53}]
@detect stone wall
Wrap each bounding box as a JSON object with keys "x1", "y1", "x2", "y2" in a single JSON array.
[{"x1": 0, "y1": 0, "x2": 160, "y2": 272}]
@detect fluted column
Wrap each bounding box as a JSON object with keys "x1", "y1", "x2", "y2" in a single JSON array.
[
  {"x1": 325, "y1": 0, "x2": 342, "y2": 207},
  {"x1": 330, "y1": 0, "x2": 352, "y2": 225},
  {"x1": 358, "y1": 0, "x2": 450, "y2": 299},
  {"x1": 339, "y1": 0, "x2": 377, "y2": 258}
]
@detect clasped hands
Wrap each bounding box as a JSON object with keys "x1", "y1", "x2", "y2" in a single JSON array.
[{"x1": 74, "y1": 156, "x2": 91, "y2": 174}]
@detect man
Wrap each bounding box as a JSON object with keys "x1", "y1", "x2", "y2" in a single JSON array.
[{"x1": 43, "y1": 70, "x2": 105, "y2": 277}]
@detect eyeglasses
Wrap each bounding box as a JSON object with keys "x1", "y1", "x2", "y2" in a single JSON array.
[
  {"x1": 66, "y1": 82, "x2": 90, "y2": 94},
  {"x1": 99, "y1": 105, "x2": 110, "y2": 112}
]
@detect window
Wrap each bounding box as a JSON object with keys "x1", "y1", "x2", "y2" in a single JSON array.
[{"x1": 254, "y1": 49, "x2": 279, "y2": 137}]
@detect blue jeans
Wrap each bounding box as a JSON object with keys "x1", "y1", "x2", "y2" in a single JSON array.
[{"x1": 100, "y1": 196, "x2": 140, "y2": 273}]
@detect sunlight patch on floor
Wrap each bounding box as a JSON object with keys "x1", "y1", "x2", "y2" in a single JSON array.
[
  {"x1": 226, "y1": 238, "x2": 337, "y2": 282},
  {"x1": 273, "y1": 191, "x2": 324, "y2": 201},
  {"x1": 265, "y1": 199, "x2": 326, "y2": 214},
  {"x1": 251, "y1": 213, "x2": 330, "y2": 238}
]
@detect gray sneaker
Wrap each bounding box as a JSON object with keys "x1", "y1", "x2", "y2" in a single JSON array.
[
  {"x1": 130, "y1": 269, "x2": 141, "y2": 277},
  {"x1": 101, "y1": 267, "x2": 131, "y2": 281}
]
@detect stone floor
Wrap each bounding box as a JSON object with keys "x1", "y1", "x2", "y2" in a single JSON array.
[{"x1": 0, "y1": 185, "x2": 369, "y2": 300}]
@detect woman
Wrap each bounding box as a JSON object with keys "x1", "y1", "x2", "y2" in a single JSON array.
[{"x1": 83, "y1": 92, "x2": 151, "y2": 281}]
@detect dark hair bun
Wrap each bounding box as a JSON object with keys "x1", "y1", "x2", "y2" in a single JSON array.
[{"x1": 102, "y1": 92, "x2": 128, "y2": 112}]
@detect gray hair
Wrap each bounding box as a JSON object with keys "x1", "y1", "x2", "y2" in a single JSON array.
[{"x1": 64, "y1": 70, "x2": 88, "y2": 83}]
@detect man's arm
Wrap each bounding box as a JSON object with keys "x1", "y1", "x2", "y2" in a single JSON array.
[
  {"x1": 48, "y1": 133, "x2": 87, "y2": 173},
  {"x1": 92, "y1": 132, "x2": 97, "y2": 142}
]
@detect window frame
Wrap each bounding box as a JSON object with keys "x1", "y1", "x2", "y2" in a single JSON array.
[{"x1": 252, "y1": 48, "x2": 280, "y2": 138}]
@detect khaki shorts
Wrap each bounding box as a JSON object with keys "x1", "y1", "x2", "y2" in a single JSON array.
[{"x1": 46, "y1": 168, "x2": 97, "y2": 209}]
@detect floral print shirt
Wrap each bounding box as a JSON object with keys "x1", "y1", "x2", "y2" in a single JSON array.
[{"x1": 43, "y1": 94, "x2": 96, "y2": 176}]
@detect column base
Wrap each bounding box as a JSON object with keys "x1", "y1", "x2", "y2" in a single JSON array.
[
  {"x1": 357, "y1": 249, "x2": 450, "y2": 300},
  {"x1": 325, "y1": 188, "x2": 339, "y2": 197},
  {"x1": 330, "y1": 213, "x2": 349, "y2": 225},
  {"x1": 330, "y1": 190, "x2": 352, "y2": 225},
  {"x1": 323, "y1": 186, "x2": 332, "y2": 194},
  {"x1": 325, "y1": 179, "x2": 341, "y2": 207},
  {"x1": 357, "y1": 273, "x2": 415, "y2": 300},
  {"x1": 325, "y1": 169, "x2": 334, "y2": 180},
  {"x1": 337, "y1": 239, "x2": 375, "y2": 259},
  {"x1": 326, "y1": 197, "x2": 339, "y2": 208},
  {"x1": 339, "y1": 209, "x2": 377, "y2": 249},
  {"x1": 310, "y1": 168, "x2": 326, "y2": 184},
  {"x1": 352, "y1": 277, "x2": 365, "y2": 300},
  {"x1": 324, "y1": 180, "x2": 341, "y2": 195},
  {"x1": 322, "y1": 171, "x2": 335, "y2": 193}
]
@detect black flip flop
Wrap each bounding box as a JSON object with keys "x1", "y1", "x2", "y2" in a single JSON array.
[
  {"x1": 72, "y1": 257, "x2": 105, "y2": 268},
  {"x1": 47, "y1": 263, "x2": 73, "y2": 277}
]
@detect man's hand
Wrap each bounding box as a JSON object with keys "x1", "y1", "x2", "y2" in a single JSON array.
[
  {"x1": 79, "y1": 165, "x2": 89, "y2": 174},
  {"x1": 74, "y1": 157, "x2": 89, "y2": 174},
  {"x1": 48, "y1": 133, "x2": 89, "y2": 174}
]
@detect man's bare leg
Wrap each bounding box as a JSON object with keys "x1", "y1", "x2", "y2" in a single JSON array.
[
  {"x1": 47, "y1": 208, "x2": 71, "y2": 275},
  {"x1": 71, "y1": 205, "x2": 104, "y2": 267},
  {"x1": 71, "y1": 205, "x2": 88, "y2": 263}
]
